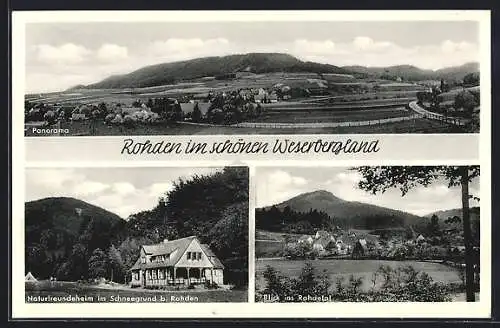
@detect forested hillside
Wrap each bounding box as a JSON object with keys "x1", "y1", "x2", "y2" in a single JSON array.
[{"x1": 25, "y1": 167, "x2": 249, "y2": 286}]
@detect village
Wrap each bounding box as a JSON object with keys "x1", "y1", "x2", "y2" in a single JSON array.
[
  {"x1": 24, "y1": 83, "x2": 307, "y2": 130},
  {"x1": 281, "y1": 226, "x2": 473, "y2": 263},
  {"x1": 24, "y1": 68, "x2": 479, "y2": 136}
]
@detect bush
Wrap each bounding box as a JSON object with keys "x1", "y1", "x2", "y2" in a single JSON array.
[
  {"x1": 123, "y1": 115, "x2": 136, "y2": 128},
  {"x1": 204, "y1": 280, "x2": 219, "y2": 289},
  {"x1": 259, "y1": 263, "x2": 453, "y2": 302}
]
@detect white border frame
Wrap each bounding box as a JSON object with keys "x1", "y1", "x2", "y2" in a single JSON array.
[{"x1": 11, "y1": 10, "x2": 492, "y2": 319}]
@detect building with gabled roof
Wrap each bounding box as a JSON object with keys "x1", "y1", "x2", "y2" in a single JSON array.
[
  {"x1": 129, "y1": 236, "x2": 224, "y2": 287},
  {"x1": 352, "y1": 239, "x2": 369, "y2": 258},
  {"x1": 25, "y1": 272, "x2": 38, "y2": 282}
]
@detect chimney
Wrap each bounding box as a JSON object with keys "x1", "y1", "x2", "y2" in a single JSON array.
[{"x1": 163, "y1": 238, "x2": 169, "y2": 243}]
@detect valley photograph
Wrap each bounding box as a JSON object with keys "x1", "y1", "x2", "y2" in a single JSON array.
[
  {"x1": 24, "y1": 166, "x2": 249, "y2": 302},
  {"x1": 255, "y1": 166, "x2": 481, "y2": 302},
  {"x1": 24, "y1": 20, "x2": 480, "y2": 136}
]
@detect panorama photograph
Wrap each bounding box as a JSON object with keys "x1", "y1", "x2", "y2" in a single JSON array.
[
  {"x1": 24, "y1": 20, "x2": 480, "y2": 136},
  {"x1": 255, "y1": 166, "x2": 480, "y2": 302},
  {"x1": 25, "y1": 166, "x2": 249, "y2": 302}
]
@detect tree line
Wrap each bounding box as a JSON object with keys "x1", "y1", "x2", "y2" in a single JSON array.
[{"x1": 25, "y1": 167, "x2": 249, "y2": 287}]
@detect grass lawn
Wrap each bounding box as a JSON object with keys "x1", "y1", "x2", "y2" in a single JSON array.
[
  {"x1": 255, "y1": 259, "x2": 462, "y2": 293},
  {"x1": 27, "y1": 116, "x2": 459, "y2": 136},
  {"x1": 26, "y1": 281, "x2": 247, "y2": 303}
]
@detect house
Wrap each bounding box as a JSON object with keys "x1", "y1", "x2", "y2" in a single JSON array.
[
  {"x1": 25, "y1": 272, "x2": 37, "y2": 282},
  {"x1": 298, "y1": 235, "x2": 314, "y2": 245},
  {"x1": 71, "y1": 113, "x2": 87, "y2": 121},
  {"x1": 312, "y1": 230, "x2": 335, "y2": 252},
  {"x1": 129, "y1": 236, "x2": 224, "y2": 288},
  {"x1": 416, "y1": 234, "x2": 426, "y2": 243},
  {"x1": 180, "y1": 102, "x2": 211, "y2": 117},
  {"x1": 352, "y1": 239, "x2": 369, "y2": 258},
  {"x1": 268, "y1": 92, "x2": 278, "y2": 103},
  {"x1": 334, "y1": 239, "x2": 351, "y2": 255}
]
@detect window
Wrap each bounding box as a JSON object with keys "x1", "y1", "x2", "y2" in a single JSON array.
[
  {"x1": 187, "y1": 252, "x2": 191, "y2": 260},
  {"x1": 197, "y1": 252, "x2": 202, "y2": 260},
  {"x1": 134, "y1": 272, "x2": 139, "y2": 280},
  {"x1": 141, "y1": 257, "x2": 146, "y2": 264}
]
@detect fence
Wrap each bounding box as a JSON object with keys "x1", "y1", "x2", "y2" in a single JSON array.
[
  {"x1": 231, "y1": 114, "x2": 423, "y2": 129},
  {"x1": 408, "y1": 101, "x2": 465, "y2": 127}
]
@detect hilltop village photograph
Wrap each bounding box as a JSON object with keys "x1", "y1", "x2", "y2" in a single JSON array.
[
  {"x1": 24, "y1": 20, "x2": 480, "y2": 136},
  {"x1": 24, "y1": 166, "x2": 249, "y2": 302},
  {"x1": 255, "y1": 166, "x2": 480, "y2": 302}
]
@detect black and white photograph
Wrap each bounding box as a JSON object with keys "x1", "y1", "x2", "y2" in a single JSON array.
[
  {"x1": 24, "y1": 166, "x2": 249, "y2": 303},
  {"x1": 23, "y1": 19, "x2": 481, "y2": 136},
  {"x1": 255, "y1": 166, "x2": 480, "y2": 302}
]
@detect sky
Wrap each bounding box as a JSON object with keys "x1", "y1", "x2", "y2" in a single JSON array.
[
  {"x1": 255, "y1": 167, "x2": 480, "y2": 216},
  {"x1": 25, "y1": 167, "x2": 222, "y2": 218},
  {"x1": 24, "y1": 21, "x2": 480, "y2": 93}
]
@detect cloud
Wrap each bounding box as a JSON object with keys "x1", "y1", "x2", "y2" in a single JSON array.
[
  {"x1": 256, "y1": 170, "x2": 310, "y2": 207},
  {"x1": 112, "y1": 182, "x2": 136, "y2": 195},
  {"x1": 441, "y1": 40, "x2": 476, "y2": 54},
  {"x1": 35, "y1": 43, "x2": 91, "y2": 64},
  {"x1": 97, "y1": 44, "x2": 129, "y2": 62},
  {"x1": 290, "y1": 37, "x2": 478, "y2": 69},
  {"x1": 148, "y1": 182, "x2": 174, "y2": 197},
  {"x1": 25, "y1": 36, "x2": 479, "y2": 93},
  {"x1": 293, "y1": 39, "x2": 335, "y2": 54},
  {"x1": 352, "y1": 36, "x2": 393, "y2": 51},
  {"x1": 148, "y1": 38, "x2": 231, "y2": 61},
  {"x1": 75, "y1": 181, "x2": 109, "y2": 195},
  {"x1": 268, "y1": 170, "x2": 308, "y2": 187},
  {"x1": 256, "y1": 168, "x2": 481, "y2": 216}
]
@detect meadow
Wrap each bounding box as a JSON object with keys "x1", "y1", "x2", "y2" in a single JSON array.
[
  {"x1": 255, "y1": 258, "x2": 462, "y2": 293},
  {"x1": 25, "y1": 281, "x2": 247, "y2": 303},
  {"x1": 25, "y1": 72, "x2": 465, "y2": 135},
  {"x1": 25, "y1": 115, "x2": 457, "y2": 137}
]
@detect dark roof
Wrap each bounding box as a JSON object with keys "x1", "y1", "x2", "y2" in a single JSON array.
[
  {"x1": 314, "y1": 236, "x2": 333, "y2": 248},
  {"x1": 130, "y1": 237, "x2": 224, "y2": 270},
  {"x1": 130, "y1": 236, "x2": 196, "y2": 270},
  {"x1": 315, "y1": 230, "x2": 331, "y2": 238},
  {"x1": 180, "y1": 102, "x2": 211, "y2": 115},
  {"x1": 200, "y1": 244, "x2": 224, "y2": 269},
  {"x1": 298, "y1": 235, "x2": 312, "y2": 241},
  {"x1": 357, "y1": 239, "x2": 369, "y2": 252}
]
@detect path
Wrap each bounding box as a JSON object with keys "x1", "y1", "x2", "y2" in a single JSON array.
[
  {"x1": 232, "y1": 114, "x2": 423, "y2": 129},
  {"x1": 408, "y1": 101, "x2": 466, "y2": 126}
]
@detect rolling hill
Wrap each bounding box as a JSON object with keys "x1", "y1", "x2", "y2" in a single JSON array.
[
  {"x1": 342, "y1": 62, "x2": 479, "y2": 81},
  {"x1": 261, "y1": 190, "x2": 429, "y2": 231},
  {"x1": 84, "y1": 53, "x2": 348, "y2": 89},
  {"x1": 25, "y1": 197, "x2": 124, "y2": 237},
  {"x1": 25, "y1": 197, "x2": 126, "y2": 274},
  {"x1": 426, "y1": 206, "x2": 480, "y2": 230}
]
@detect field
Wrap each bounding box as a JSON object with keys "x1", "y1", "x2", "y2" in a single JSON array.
[
  {"x1": 251, "y1": 107, "x2": 412, "y2": 124},
  {"x1": 25, "y1": 72, "x2": 468, "y2": 135},
  {"x1": 255, "y1": 259, "x2": 462, "y2": 293},
  {"x1": 26, "y1": 116, "x2": 459, "y2": 137},
  {"x1": 25, "y1": 281, "x2": 247, "y2": 303}
]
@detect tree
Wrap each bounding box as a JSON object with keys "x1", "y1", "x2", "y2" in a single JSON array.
[
  {"x1": 192, "y1": 102, "x2": 202, "y2": 122},
  {"x1": 463, "y1": 72, "x2": 480, "y2": 87},
  {"x1": 88, "y1": 248, "x2": 109, "y2": 279},
  {"x1": 146, "y1": 98, "x2": 154, "y2": 109},
  {"x1": 430, "y1": 87, "x2": 442, "y2": 110},
  {"x1": 354, "y1": 166, "x2": 480, "y2": 301},
  {"x1": 97, "y1": 102, "x2": 108, "y2": 117},
  {"x1": 427, "y1": 214, "x2": 441, "y2": 237},
  {"x1": 454, "y1": 91, "x2": 477, "y2": 118},
  {"x1": 108, "y1": 244, "x2": 125, "y2": 283}
]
